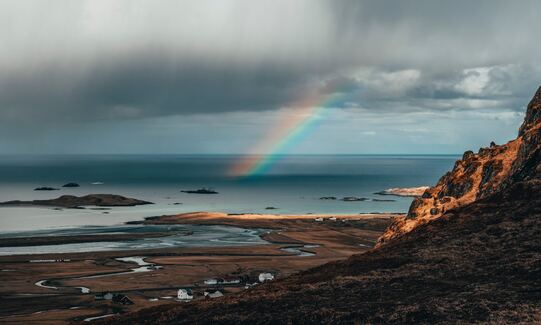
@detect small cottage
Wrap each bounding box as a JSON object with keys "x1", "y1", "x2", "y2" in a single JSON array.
[
  {"x1": 258, "y1": 272, "x2": 274, "y2": 282},
  {"x1": 314, "y1": 217, "x2": 324, "y2": 222},
  {"x1": 177, "y1": 288, "x2": 193, "y2": 301}
]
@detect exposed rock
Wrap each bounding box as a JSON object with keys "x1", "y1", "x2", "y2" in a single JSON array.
[
  {"x1": 462, "y1": 150, "x2": 474, "y2": 160},
  {"x1": 377, "y1": 86, "x2": 541, "y2": 246},
  {"x1": 372, "y1": 198, "x2": 396, "y2": 202},
  {"x1": 0, "y1": 194, "x2": 153, "y2": 208},
  {"x1": 181, "y1": 188, "x2": 218, "y2": 194},
  {"x1": 62, "y1": 182, "x2": 80, "y2": 187},
  {"x1": 319, "y1": 196, "x2": 337, "y2": 200},
  {"x1": 341, "y1": 197, "x2": 368, "y2": 202},
  {"x1": 518, "y1": 85, "x2": 541, "y2": 136},
  {"x1": 34, "y1": 187, "x2": 59, "y2": 191}
]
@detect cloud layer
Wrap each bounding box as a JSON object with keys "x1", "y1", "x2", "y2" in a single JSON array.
[{"x1": 1, "y1": 0, "x2": 540, "y2": 153}]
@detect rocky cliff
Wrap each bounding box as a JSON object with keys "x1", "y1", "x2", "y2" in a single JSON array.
[{"x1": 377, "y1": 86, "x2": 541, "y2": 245}]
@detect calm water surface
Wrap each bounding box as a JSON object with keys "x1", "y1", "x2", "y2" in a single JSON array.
[{"x1": 0, "y1": 155, "x2": 458, "y2": 233}]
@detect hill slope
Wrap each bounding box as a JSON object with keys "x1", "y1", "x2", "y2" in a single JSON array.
[{"x1": 379, "y1": 86, "x2": 541, "y2": 245}]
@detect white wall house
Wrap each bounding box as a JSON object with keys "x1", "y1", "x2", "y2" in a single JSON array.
[
  {"x1": 177, "y1": 288, "x2": 193, "y2": 301},
  {"x1": 258, "y1": 273, "x2": 274, "y2": 282}
]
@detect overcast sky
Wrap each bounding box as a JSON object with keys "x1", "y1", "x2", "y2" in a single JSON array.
[{"x1": 1, "y1": 0, "x2": 540, "y2": 154}]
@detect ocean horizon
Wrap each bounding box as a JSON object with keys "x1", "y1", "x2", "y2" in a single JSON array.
[{"x1": 0, "y1": 154, "x2": 459, "y2": 232}]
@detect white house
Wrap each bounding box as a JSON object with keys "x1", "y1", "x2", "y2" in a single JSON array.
[
  {"x1": 204, "y1": 290, "x2": 223, "y2": 299},
  {"x1": 314, "y1": 217, "x2": 324, "y2": 222},
  {"x1": 329, "y1": 217, "x2": 337, "y2": 221},
  {"x1": 258, "y1": 273, "x2": 274, "y2": 282},
  {"x1": 177, "y1": 288, "x2": 193, "y2": 301}
]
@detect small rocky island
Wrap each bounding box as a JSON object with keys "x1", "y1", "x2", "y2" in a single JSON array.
[
  {"x1": 62, "y1": 182, "x2": 80, "y2": 188},
  {"x1": 341, "y1": 196, "x2": 369, "y2": 202},
  {"x1": 0, "y1": 194, "x2": 153, "y2": 208},
  {"x1": 181, "y1": 188, "x2": 218, "y2": 194},
  {"x1": 34, "y1": 187, "x2": 59, "y2": 191}
]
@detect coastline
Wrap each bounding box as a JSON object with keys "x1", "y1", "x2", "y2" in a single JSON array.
[{"x1": 0, "y1": 211, "x2": 397, "y2": 323}]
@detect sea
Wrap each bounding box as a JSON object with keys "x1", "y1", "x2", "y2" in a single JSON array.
[{"x1": 0, "y1": 154, "x2": 458, "y2": 234}]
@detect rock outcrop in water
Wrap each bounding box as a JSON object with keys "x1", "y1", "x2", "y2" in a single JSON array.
[
  {"x1": 0, "y1": 194, "x2": 153, "y2": 208},
  {"x1": 181, "y1": 188, "x2": 218, "y2": 194},
  {"x1": 378, "y1": 86, "x2": 541, "y2": 245},
  {"x1": 62, "y1": 182, "x2": 80, "y2": 188}
]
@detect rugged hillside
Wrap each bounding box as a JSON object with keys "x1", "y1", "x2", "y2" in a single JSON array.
[
  {"x1": 378, "y1": 86, "x2": 541, "y2": 245},
  {"x1": 99, "y1": 87, "x2": 541, "y2": 324}
]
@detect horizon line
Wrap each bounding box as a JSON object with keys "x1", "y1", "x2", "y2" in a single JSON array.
[{"x1": 0, "y1": 153, "x2": 463, "y2": 156}]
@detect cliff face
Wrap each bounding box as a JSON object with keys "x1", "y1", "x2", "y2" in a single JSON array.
[{"x1": 378, "y1": 86, "x2": 541, "y2": 246}]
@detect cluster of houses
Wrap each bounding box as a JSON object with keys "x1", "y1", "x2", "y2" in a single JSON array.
[
  {"x1": 176, "y1": 272, "x2": 276, "y2": 302},
  {"x1": 94, "y1": 272, "x2": 276, "y2": 304},
  {"x1": 203, "y1": 276, "x2": 241, "y2": 286},
  {"x1": 177, "y1": 288, "x2": 225, "y2": 300}
]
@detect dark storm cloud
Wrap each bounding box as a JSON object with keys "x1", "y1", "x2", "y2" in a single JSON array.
[
  {"x1": 0, "y1": 55, "x2": 313, "y2": 123},
  {"x1": 0, "y1": 0, "x2": 540, "y2": 128}
]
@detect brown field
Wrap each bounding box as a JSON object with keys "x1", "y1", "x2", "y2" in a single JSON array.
[{"x1": 0, "y1": 212, "x2": 397, "y2": 324}]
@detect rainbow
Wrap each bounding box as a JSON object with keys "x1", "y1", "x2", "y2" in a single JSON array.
[{"x1": 229, "y1": 90, "x2": 346, "y2": 177}]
